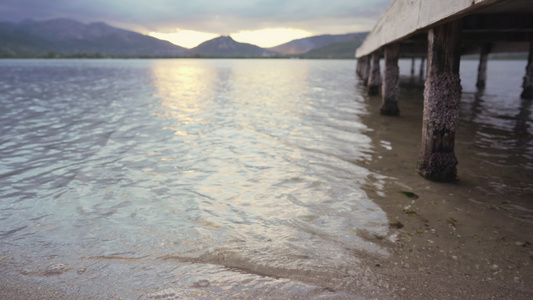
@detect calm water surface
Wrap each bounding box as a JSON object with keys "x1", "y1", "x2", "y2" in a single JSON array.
[{"x1": 0, "y1": 59, "x2": 531, "y2": 298}]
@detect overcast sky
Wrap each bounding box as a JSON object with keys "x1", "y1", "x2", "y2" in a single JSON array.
[{"x1": 0, "y1": 0, "x2": 392, "y2": 47}]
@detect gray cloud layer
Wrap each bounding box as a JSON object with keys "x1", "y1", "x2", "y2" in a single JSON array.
[{"x1": 0, "y1": 0, "x2": 391, "y2": 34}]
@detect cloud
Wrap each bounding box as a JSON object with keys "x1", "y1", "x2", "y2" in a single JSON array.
[{"x1": 0, "y1": 0, "x2": 391, "y2": 34}]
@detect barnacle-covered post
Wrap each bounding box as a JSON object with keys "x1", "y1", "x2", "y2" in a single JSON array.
[
  {"x1": 380, "y1": 43, "x2": 400, "y2": 115},
  {"x1": 417, "y1": 20, "x2": 462, "y2": 181}
]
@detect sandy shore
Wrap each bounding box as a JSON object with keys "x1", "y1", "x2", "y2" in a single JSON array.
[
  {"x1": 0, "y1": 273, "x2": 93, "y2": 300},
  {"x1": 358, "y1": 175, "x2": 533, "y2": 299},
  {"x1": 356, "y1": 91, "x2": 533, "y2": 299}
]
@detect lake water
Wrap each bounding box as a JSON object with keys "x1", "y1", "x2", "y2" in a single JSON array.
[{"x1": 0, "y1": 58, "x2": 531, "y2": 299}]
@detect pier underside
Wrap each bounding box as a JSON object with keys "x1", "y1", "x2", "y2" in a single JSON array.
[{"x1": 355, "y1": 0, "x2": 533, "y2": 182}]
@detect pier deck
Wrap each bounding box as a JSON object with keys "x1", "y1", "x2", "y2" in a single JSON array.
[
  {"x1": 356, "y1": 0, "x2": 532, "y2": 58},
  {"x1": 355, "y1": 0, "x2": 533, "y2": 181}
]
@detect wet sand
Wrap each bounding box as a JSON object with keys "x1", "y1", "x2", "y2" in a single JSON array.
[
  {"x1": 0, "y1": 273, "x2": 93, "y2": 300},
  {"x1": 358, "y1": 87, "x2": 533, "y2": 299}
]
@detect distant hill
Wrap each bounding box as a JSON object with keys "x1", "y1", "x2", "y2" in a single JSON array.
[
  {"x1": 0, "y1": 18, "x2": 187, "y2": 57},
  {"x1": 17, "y1": 18, "x2": 129, "y2": 41},
  {"x1": 300, "y1": 36, "x2": 367, "y2": 59},
  {"x1": 268, "y1": 32, "x2": 368, "y2": 56},
  {"x1": 0, "y1": 18, "x2": 367, "y2": 59},
  {"x1": 0, "y1": 22, "x2": 50, "y2": 56},
  {"x1": 189, "y1": 36, "x2": 277, "y2": 57}
]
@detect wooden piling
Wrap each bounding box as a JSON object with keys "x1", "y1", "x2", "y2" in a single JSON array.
[
  {"x1": 521, "y1": 42, "x2": 533, "y2": 99},
  {"x1": 357, "y1": 56, "x2": 368, "y2": 79},
  {"x1": 409, "y1": 58, "x2": 416, "y2": 83},
  {"x1": 476, "y1": 44, "x2": 491, "y2": 89},
  {"x1": 419, "y1": 57, "x2": 425, "y2": 81},
  {"x1": 356, "y1": 58, "x2": 363, "y2": 77},
  {"x1": 380, "y1": 43, "x2": 400, "y2": 115},
  {"x1": 417, "y1": 20, "x2": 462, "y2": 181},
  {"x1": 367, "y1": 52, "x2": 381, "y2": 95},
  {"x1": 359, "y1": 56, "x2": 370, "y2": 85}
]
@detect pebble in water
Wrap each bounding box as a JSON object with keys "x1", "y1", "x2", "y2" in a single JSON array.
[
  {"x1": 45, "y1": 263, "x2": 67, "y2": 275},
  {"x1": 192, "y1": 279, "x2": 210, "y2": 288},
  {"x1": 138, "y1": 288, "x2": 193, "y2": 300}
]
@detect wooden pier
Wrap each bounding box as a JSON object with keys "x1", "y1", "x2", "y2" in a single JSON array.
[{"x1": 355, "y1": 0, "x2": 533, "y2": 182}]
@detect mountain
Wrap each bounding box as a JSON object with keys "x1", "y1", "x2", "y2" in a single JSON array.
[
  {"x1": 189, "y1": 36, "x2": 277, "y2": 57},
  {"x1": 0, "y1": 18, "x2": 187, "y2": 57},
  {"x1": 0, "y1": 18, "x2": 367, "y2": 58},
  {"x1": 16, "y1": 18, "x2": 127, "y2": 41},
  {"x1": 268, "y1": 32, "x2": 368, "y2": 56},
  {"x1": 0, "y1": 22, "x2": 50, "y2": 56},
  {"x1": 300, "y1": 38, "x2": 366, "y2": 59}
]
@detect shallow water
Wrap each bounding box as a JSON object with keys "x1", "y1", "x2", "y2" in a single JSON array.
[{"x1": 0, "y1": 58, "x2": 531, "y2": 298}]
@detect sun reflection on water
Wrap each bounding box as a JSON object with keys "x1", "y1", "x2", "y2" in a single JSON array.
[
  {"x1": 151, "y1": 61, "x2": 215, "y2": 130},
  {"x1": 146, "y1": 59, "x2": 388, "y2": 271}
]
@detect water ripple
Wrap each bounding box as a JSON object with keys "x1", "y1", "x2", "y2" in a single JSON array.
[{"x1": 0, "y1": 59, "x2": 387, "y2": 298}]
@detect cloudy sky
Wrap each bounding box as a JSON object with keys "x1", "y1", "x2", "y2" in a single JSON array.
[{"x1": 0, "y1": 0, "x2": 392, "y2": 48}]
